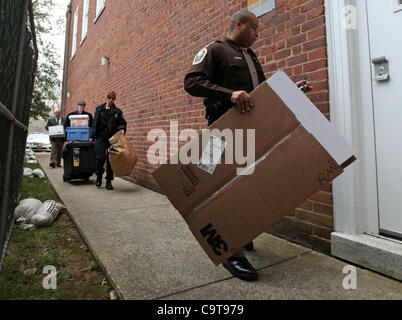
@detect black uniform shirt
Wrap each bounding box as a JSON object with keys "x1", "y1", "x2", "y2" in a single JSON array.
[
  {"x1": 93, "y1": 103, "x2": 127, "y2": 140},
  {"x1": 184, "y1": 37, "x2": 266, "y2": 104}
]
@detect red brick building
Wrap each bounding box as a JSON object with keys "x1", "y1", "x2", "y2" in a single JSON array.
[{"x1": 62, "y1": 0, "x2": 402, "y2": 280}]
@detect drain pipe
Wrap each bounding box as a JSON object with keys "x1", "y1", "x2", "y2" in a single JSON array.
[{"x1": 61, "y1": 1, "x2": 72, "y2": 118}]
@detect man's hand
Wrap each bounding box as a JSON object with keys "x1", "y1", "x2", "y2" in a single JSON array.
[
  {"x1": 296, "y1": 80, "x2": 313, "y2": 93},
  {"x1": 231, "y1": 90, "x2": 254, "y2": 114}
]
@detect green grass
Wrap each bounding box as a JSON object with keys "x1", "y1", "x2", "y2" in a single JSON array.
[
  {"x1": 0, "y1": 162, "x2": 113, "y2": 300},
  {"x1": 20, "y1": 163, "x2": 58, "y2": 202}
]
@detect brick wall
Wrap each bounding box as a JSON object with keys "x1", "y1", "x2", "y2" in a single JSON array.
[{"x1": 63, "y1": 0, "x2": 333, "y2": 253}]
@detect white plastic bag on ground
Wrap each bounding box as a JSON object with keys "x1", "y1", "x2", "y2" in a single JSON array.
[
  {"x1": 25, "y1": 149, "x2": 35, "y2": 158},
  {"x1": 14, "y1": 198, "x2": 42, "y2": 223},
  {"x1": 32, "y1": 168, "x2": 45, "y2": 179},
  {"x1": 30, "y1": 200, "x2": 65, "y2": 227},
  {"x1": 17, "y1": 222, "x2": 35, "y2": 230},
  {"x1": 23, "y1": 167, "x2": 33, "y2": 177}
]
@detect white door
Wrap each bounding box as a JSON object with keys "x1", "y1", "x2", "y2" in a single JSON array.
[{"x1": 367, "y1": 0, "x2": 402, "y2": 238}]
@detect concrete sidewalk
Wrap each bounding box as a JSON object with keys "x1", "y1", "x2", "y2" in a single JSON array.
[{"x1": 35, "y1": 153, "x2": 402, "y2": 300}]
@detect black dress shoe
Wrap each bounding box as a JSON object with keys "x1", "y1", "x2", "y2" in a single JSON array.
[
  {"x1": 96, "y1": 175, "x2": 102, "y2": 187},
  {"x1": 222, "y1": 257, "x2": 258, "y2": 281},
  {"x1": 57, "y1": 164, "x2": 62, "y2": 168},
  {"x1": 49, "y1": 163, "x2": 55, "y2": 168},
  {"x1": 244, "y1": 241, "x2": 254, "y2": 251},
  {"x1": 105, "y1": 181, "x2": 113, "y2": 190}
]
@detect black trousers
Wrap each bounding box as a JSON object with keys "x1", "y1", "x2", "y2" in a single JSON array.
[{"x1": 95, "y1": 137, "x2": 114, "y2": 181}]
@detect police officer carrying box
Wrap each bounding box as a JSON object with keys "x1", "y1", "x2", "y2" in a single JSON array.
[
  {"x1": 184, "y1": 10, "x2": 312, "y2": 281},
  {"x1": 93, "y1": 91, "x2": 127, "y2": 190}
]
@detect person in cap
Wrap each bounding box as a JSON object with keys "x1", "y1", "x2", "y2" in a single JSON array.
[
  {"x1": 184, "y1": 10, "x2": 312, "y2": 281},
  {"x1": 64, "y1": 100, "x2": 94, "y2": 134},
  {"x1": 46, "y1": 108, "x2": 66, "y2": 168},
  {"x1": 93, "y1": 91, "x2": 127, "y2": 190}
]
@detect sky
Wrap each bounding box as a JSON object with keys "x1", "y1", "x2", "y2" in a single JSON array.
[
  {"x1": 38, "y1": 0, "x2": 69, "y2": 110},
  {"x1": 47, "y1": 0, "x2": 67, "y2": 54},
  {"x1": 42, "y1": 0, "x2": 68, "y2": 82}
]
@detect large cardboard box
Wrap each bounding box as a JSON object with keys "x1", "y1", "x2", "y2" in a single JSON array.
[{"x1": 152, "y1": 71, "x2": 356, "y2": 265}]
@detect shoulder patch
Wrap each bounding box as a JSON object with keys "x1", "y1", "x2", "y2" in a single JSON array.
[{"x1": 192, "y1": 48, "x2": 208, "y2": 65}]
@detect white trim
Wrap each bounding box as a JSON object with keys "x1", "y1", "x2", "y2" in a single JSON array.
[
  {"x1": 71, "y1": 5, "x2": 79, "y2": 60},
  {"x1": 81, "y1": 0, "x2": 89, "y2": 44},
  {"x1": 94, "y1": 0, "x2": 106, "y2": 23},
  {"x1": 248, "y1": 0, "x2": 275, "y2": 18},
  {"x1": 325, "y1": 0, "x2": 402, "y2": 280},
  {"x1": 325, "y1": 0, "x2": 379, "y2": 236},
  {"x1": 80, "y1": 35, "x2": 87, "y2": 46}
]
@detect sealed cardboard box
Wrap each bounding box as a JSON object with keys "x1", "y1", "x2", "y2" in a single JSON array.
[
  {"x1": 48, "y1": 125, "x2": 65, "y2": 138},
  {"x1": 152, "y1": 71, "x2": 356, "y2": 265}
]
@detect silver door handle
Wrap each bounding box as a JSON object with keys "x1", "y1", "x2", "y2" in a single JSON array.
[{"x1": 372, "y1": 56, "x2": 390, "y2": 81}]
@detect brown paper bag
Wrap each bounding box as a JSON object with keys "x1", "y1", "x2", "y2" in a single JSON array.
[{"x1": 108, "y1": 130, "x2": 137, "y2": 177}]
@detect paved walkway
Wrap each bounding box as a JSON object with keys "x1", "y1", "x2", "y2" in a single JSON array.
[{"x1": 36, "y1": 153, "x2": 402, "y2": 300}]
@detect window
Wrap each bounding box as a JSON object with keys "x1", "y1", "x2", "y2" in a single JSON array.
[
  {"x1": 248, "y1": 0, "x2": 275, "y2": 17},
  {"x1": 81, "y1": 0, "x2": 89, "y2": 43},
  {"x1": 394, "y1": 0, "x2": 402, "y2": 12},
  {"x1": 71, "y1": 6, "x2": 79, "y2": 59},
  {"x1": 95, "y1": 0, "x2": 106, "y2": 22}
]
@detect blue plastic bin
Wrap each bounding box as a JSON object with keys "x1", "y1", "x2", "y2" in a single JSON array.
[{"x1": 66, "y1": 127, "x2": 93, "y2": 141}]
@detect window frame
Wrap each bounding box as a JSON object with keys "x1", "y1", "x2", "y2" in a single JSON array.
[
  {"x1": 81, "y1": 0, "x2": 89, "y2": 45},
  {"x1": 94, "y1": 0, "x2": 106, "y2": 23},
  {"x1": 394, "y1": 0, "x2": 402, "y2": 12},
  {"x1": 71, "y1": 6, "x2": 79, "y2": 60},
  {"x1": 248, "y1": 0, "x2": 275, "y2": 17}
]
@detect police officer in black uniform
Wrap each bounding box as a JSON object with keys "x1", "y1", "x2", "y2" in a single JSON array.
[
  {"x1": 93, "y1": 91, "x2": 127, "y2": 190},
  {"x1": 184, "y1": 10, "x2": 312, "y2": 281}
]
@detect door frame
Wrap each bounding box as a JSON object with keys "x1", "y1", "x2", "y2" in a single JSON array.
[{"x1": 325, "y1": 0, "x2": 402, "y2": 280}]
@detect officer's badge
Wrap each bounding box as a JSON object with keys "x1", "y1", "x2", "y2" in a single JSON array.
[
  {"x1": 114, "y1": 113, "x2": 118, "y2": 118},
  {"x1": 192, "y1": 48, "x2": 207, "y2": 65}
]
